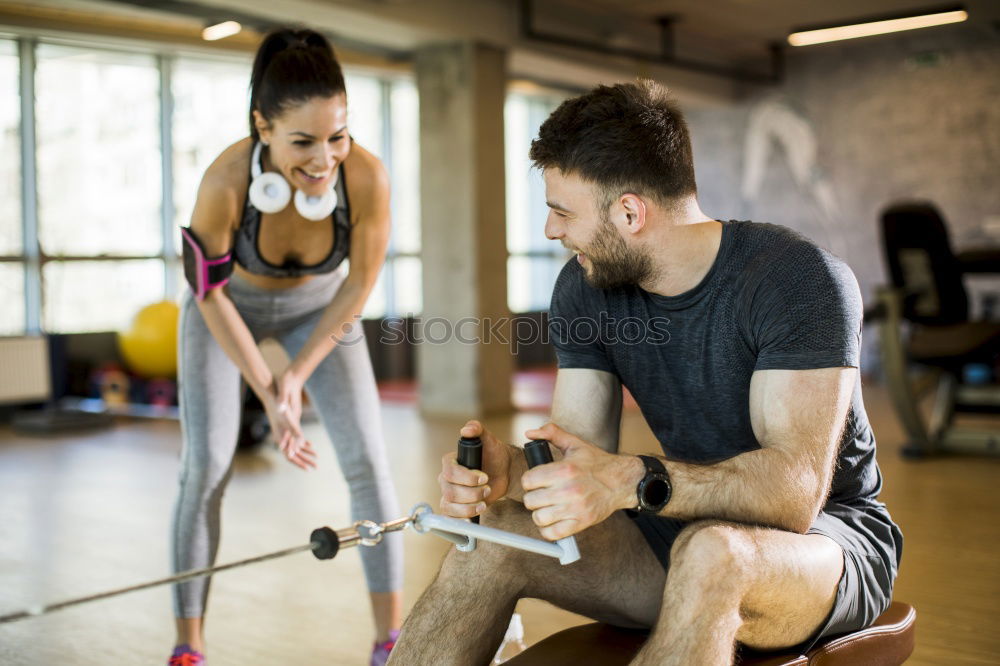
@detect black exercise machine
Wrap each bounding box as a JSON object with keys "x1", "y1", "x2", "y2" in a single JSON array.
[{"x1": 873, "y1": 201, "x2": 1000, "y2": 457}]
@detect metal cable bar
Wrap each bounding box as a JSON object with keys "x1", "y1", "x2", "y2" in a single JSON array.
[
  {"x1": 0, "y1": 543, "x2": 314, "y2": 624},
  {"x1": 0, "y1": 514, "x2": 416, "y2": 625},
  {"x1": 0, "y1": 501, "x2": 577, "y2": 625}
]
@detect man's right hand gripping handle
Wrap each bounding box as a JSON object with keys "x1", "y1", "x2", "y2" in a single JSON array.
[{"x1": 439, "y1": 421, "x2": 505, "y2": 519}]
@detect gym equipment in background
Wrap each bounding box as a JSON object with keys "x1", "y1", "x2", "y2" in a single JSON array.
[
  {"x1": 874, "y1": 201, "x2": 1000, "y2": 457},
  {"x1": 117, "y1": 301, "x2": 180, "y2": 379}
]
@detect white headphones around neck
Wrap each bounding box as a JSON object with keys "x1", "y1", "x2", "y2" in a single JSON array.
[{"x1": 248, "y1": 142, "x2": 338, "y2": 221}]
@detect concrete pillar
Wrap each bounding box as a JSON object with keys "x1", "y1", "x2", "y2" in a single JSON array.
[{"x1": 416, "y1": 42, "x2": 512, "y2": 417}]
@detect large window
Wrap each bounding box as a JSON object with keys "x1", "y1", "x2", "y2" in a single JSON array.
[
  {"x1": 36, "y1": 45, "x2": 161, "y2": 257},
  {"x1": 0, "y1": 39, "x2": 19, "y2": 255},
  {"x1": 4, "y1": 34, "x2": 422, "y2": 335},
  {"x1": 0, "y1": 264, "x2": 24, "y2": 337},
  {"x1": 351, "y1": 74, "x2": 421, "y2": 319},
  {"x1": 35, "y1": 44, "x2": 164, "y2": 332},
  {"x1": 505, "y1": 90, "x2": 569, "y2": 313},
  {"x1": 0, "y1": 38, "x2": 23, "y2": 335},
  {"x1": 347, "y1": 72, "x2": 387, "y2": 319},
  {"x1": 345, "y1": 73, "x2": 384, "y2": 156},
  {"x1": 388, "y1": 79, "x2": 421, "y2": 316},
  {"x1": 171, "y1": 56, "x2": 250, "y2": 231},
  {"x1": 42, "y1": 260, "x2": 164, "y2": 333}
]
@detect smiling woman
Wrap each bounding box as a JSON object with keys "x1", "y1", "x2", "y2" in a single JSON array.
[{"x1": 170, "y1": 27, "x2": 403, "y2": 666}]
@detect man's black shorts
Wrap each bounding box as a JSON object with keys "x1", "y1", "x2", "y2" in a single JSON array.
[{"x1": 628, "y1": 500, "x2": 902, "y2": 653}]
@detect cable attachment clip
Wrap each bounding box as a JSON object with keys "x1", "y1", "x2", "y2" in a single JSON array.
[{"x1": 354, "y1": 519, "x2": 386, "y2": 547}]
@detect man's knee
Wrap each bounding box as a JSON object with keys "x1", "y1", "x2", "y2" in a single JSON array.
[{"x1": 669, "y1": 520, "x2": 757, "y2": 584}]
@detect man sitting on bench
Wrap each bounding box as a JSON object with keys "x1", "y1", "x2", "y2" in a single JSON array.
[{"x1": 388, "y1": 80, "x2": 902, "y2": 666}]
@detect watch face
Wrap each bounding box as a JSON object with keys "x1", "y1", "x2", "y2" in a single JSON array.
[
  {"x1": 640, "y1": 473, "x2": 671, "y2": 512},
  {"x1": 643, "y1": 475, "x2": 671, "y2": 507},
  {"x1": 635, "y1": 456, "x2": 671, "y2": 513}
]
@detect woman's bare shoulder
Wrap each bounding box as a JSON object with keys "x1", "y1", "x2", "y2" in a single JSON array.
[
  {"x1": 189, "y1": 137, "x2": 253, "y2": 239},
  {"x1": 342, "y1": 140, "x2": 389, "y2": 217},
  {"x1": 201, "y1": 137, "x2": 254, "y2": 192}
]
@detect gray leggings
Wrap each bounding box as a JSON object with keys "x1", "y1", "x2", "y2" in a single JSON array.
[{"x1": 171, "y1": 269, "x2": 403, "y2": 618}]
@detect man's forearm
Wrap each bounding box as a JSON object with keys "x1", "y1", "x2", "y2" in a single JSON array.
[{"x1": 617, "y1": 448, "x2": 827, "y2": 534}]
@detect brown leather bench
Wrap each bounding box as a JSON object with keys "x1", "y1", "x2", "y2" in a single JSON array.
[{"x1": 506, "y1": 601, "x2": 916, "y2": 665}]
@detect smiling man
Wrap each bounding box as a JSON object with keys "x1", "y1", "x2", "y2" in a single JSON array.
[{"x1": 388, "y1": 80, "x2": 901, "y2": 665}]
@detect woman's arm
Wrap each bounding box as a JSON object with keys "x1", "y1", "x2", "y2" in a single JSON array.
[
  {"x1": 187, "y1": 152, "x2": 315, "y2": 469},
  {"x1": 188, "y1": 163, "x2": 273, "y2": 398}
]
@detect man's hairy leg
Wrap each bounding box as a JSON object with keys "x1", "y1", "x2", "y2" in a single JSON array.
[
  {"x1": 633, "y1": 520, "x2": 843, "y2": 666},
  {"x1": 388, "y1": 501, "x2": 665, "y2": 665},
  {"x1": 386, "y1": 531, "x2": 522, "y2": 666}
]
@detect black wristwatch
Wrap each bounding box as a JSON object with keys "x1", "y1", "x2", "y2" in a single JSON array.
[{"x1": 631, "y1": 455, "x2": 672, "y2": 514}]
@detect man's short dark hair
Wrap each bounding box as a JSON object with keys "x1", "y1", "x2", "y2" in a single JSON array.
[{"x1": 529, "y1": 80, "x2": 697, "y2": 211}]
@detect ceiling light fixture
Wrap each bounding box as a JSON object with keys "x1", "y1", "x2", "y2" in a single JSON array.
[
  {"x1": 202, "y1": 21, "x2": 242, "y2": 41},
  {"x1": 788, "y1": 7, "x2": 967, "y2": 46}
]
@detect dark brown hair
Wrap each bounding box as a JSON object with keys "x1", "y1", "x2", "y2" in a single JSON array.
[
  {"x1": 529, "y1": 80, "x2": 697, "y2": 210},
  {"x1": 249, "y1": 27, "x2": 346, "y2": 140}
]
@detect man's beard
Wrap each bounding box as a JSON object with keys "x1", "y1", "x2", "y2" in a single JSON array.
[{"x1": 580, "y1": 210, "x2": 655, "y2": 289}]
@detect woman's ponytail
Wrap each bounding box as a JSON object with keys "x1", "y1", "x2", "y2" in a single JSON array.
[{"x1": 248, "y1": 27, "x2": 345, "y2": 140}]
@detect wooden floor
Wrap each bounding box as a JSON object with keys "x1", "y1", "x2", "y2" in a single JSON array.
[{"x1": 0, "y1": 380, "x2": 997, "y2": 665}]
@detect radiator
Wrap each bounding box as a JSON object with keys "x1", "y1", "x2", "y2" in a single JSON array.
[{"x1": 0, "y1": 336, "x2": 51, "y2": 404}]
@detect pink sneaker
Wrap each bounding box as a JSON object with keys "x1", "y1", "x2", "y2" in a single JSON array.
[
  {"x1": 370, "y1": 629, "x2": 400, "y2": 666},
  {"x1": 167, "y1": 644, "x2": 204, "y2": 666}
]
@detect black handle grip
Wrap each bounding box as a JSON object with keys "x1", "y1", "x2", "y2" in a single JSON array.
[
  {"x1": 522, "y1": 439, "x2": 581, "y2": 561},
  {"x1": 457, "y1": 436, "x2": 483, "y2": 470},
  {"x1": 523, "y1": 439, "x2": 554, "y2": 469},
  {"x1": 457, "y1": 436, "x2": 483, "y2": 524}
]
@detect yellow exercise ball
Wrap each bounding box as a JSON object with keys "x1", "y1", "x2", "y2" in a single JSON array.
[{"x1": 118, "y1": 301, "x2": 180, "y2": 379}]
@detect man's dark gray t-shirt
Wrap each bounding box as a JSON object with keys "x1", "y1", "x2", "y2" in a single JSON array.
[{"x1": 549, "y1": 221, "x2": 901, "y2": 581}]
